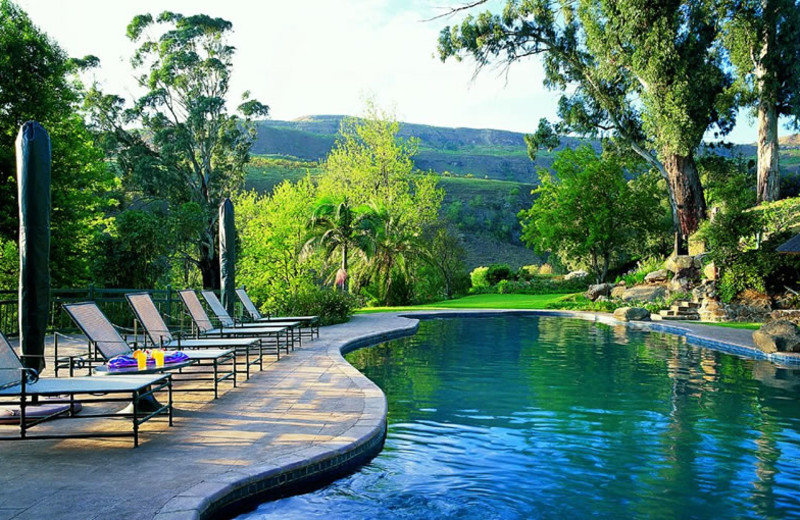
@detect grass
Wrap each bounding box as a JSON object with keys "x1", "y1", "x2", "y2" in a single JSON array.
[
  {"x1": 358, "y1": 293, "x2": 574, "y2": 313},
  {"x1": 697, "y1": 321, "x2": 761, "y2": 330}
]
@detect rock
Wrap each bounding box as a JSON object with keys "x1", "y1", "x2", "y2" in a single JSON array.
[
  {"x1": 703, "y1": 262, "x2": 717, "y2": 281},
  {"x1": 669, "y1": 276, "x2": 693, "y2": 294},
  {"x1": 565, "y1": 270, "x2": 588, "y2": 280},
  {"x1": 613, "y1": 307, "x2": 651, "y2": 322},
  {"x1": 644, "y1": 269, "x2": 668, "y2": 284},
  {"x1": 621, "y1": 285, "x2": 667, "y2": 303},
  {"x1": 752, "y1": 320, "x2": 800, "y2": 354},
  {"x1": 770, "y1": 310, "x2": 800, "y2": 325},
  {"x1": 610, "y1": 286, "x2": 627, "y2": 299},
  {"x1": 596, "y1": 295, "x2": 610, "y2": 302},
  {"x1": 664, "y1": 255, "x2": 695, "y2": 274},
  {"x1": 586, "y1": 283, "x2": 613, "y2": 301},
  {"x1": 698, "y1": 299, "x2": 729, "y2": 322},
  {"x1": 675, "y1": 267, "x2": 700, "y2": 281}
]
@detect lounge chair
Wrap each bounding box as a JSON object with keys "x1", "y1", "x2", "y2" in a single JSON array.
[
  {"x1": 125, "y1": 292, "x2": 263, "y2": 379},
  {"x1": 0, "y1": 331, "x2": 172, "y2": 447},
  {"x1": 201, "y1": 290, "x2": 303, "y2": 348},
  {"x1": 236, "y1": 288, "x2": 320, "y2": 339},
  {"x1": 177, "y1": 289, "x2": 292, "y2": 355},
  {"x1": 63, "y1": 302, "x2": 235, "y2": 399}
]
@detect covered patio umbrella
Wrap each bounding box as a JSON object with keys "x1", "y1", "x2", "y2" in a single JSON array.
[
  {"x1": 16, "y1": 121, "x2": 50, "y2": 372},
  {"x1": 219, "y1": 198, "x2": 236, "y2": 316}
]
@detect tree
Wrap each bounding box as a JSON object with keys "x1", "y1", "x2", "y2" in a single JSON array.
[
  {"x1": 723, "y1": 0, "x2": 800, "y2": 202},
  {"x1": 419, "y1": 223, "x2": 467, "y2": 300},
  {"x1": 305, "y1": 195, "x2": 382, "y2": 292},
  {"x1": 0, "y1": 0, "x2": 113, "y2": 286},
  {"x1": 519, "y1": 146, "x2": 664, "y2": 282},
  {"x1": 235, "y1": 177, "x2": 320, "y2": 311},
  {"x1": 318, "y1": 102, "x2": 443, "y2": 301},
  {"x1": 86, "y1": 11, "x2": 269, "y2": 288},
  {"x1": 438, "y1": 0, "x2": 735, "y2": 254}
]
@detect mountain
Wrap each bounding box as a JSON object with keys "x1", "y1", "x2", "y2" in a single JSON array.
[{"x1": 252, "y1": 115, "x2": 594, "y2": 184}]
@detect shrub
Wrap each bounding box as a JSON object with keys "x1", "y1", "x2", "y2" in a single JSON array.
[
  {"x1": 280, "y1": 287, "x2": 361, "y2": 326},
  {"x1": 486, "y1": 263, "x2": 513, "y2": 285},
  {"x1": 470, "y1": 266, "x2": 490, "y2": 288},
  {"x1": 518, "y1": 265, "x2": 539, "y2": 280},
  {"x1": 496, "y1": 279, "x2": 512, "y2": 294},
  {"x1": 617, "y1": 256, "x2": 666, "y2": 287},
  {"x1": 539, "y1": 263, "x2": 553, "y2": 275},
  {"x1": 549, "y1": 294, "x2": 663, "y2": 314}
]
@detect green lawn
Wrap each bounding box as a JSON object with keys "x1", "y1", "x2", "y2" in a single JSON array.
[
  {"x1": 697, "y1": 321, "x2": 761, "y2": 330},
  {"x1": 358, "y1": 293, "x2": 573, "y2": 313}
]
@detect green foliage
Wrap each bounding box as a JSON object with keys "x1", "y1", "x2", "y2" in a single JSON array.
[
  {"x1": 0, "y1": 1, "x2": 114, "y2": 286},
  {"x1": 616, "y1": 257, "x2": 667, "y2": 287},
  {"x1": 439, "y1": 0, "x2": 733, "y2": 240},
  {"x1": 486, "y1": 263, "x2": 513, "y2": 285},
  {"x1": 416, "y1": 224, "x2": 468, "y2": 300},
  {"x1": 472, "y1": 276, "x2": 590, "y2": 296},
  {"x1": 235, "y1": 177, "x2": 320, "y2": 313},
  {"x1": 279, "y1": 286, "x2": 361, "y2": 326},
  {"x1": 92, "y1": 210, "x2": 172, "y2": 288},
  {"x1": 550, "y1": 294, "x2": 662, "y2": 314},
  {"x1": 314, "y1": 102, "x2": 444, "y2": 305},
  {"x1": 86, "y1": 10, "x2": 268, "y2": 288},
  {"x1": 470, "y1": 266, "x2": 490, "y2": 288},
  {"x1": 0, "y1": 237, "x2": 18, "y2": 290},
  {"x1": 519, "y1": 146, "x2": 665, "y2": 283}
]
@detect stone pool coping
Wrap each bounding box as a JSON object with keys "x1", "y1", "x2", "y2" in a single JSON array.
[{"x1": 0, "y1": 310, "x2": 794, "y2": 520}]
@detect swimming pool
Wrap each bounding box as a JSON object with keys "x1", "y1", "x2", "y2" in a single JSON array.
[{"x1": 238, "y1": 316, "x2": 800, "y2": 519}]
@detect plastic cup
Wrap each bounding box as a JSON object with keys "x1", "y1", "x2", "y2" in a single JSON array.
[
  {"x1": 154, "y1": 349, "x2": 164, "y2": 368},
  {"x1": 136, "y1": 351, "x2": 147, "y2": 370}
]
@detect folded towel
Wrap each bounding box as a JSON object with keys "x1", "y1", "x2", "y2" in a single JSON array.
[{"x1": 108, "y1": 351, "x2": 190, "y2": 369}]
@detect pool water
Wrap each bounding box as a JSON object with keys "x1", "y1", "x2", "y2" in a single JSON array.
[{"x1": 239, "y1": 316, "x2": 800, "y2": 519}]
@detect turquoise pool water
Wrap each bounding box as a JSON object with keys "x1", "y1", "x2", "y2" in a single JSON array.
[{"x1": 240, "y1": 316, "x2": 800, "y2": 519}]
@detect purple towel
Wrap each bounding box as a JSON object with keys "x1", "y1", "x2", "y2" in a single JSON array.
[{"x1": 108, "y1": 351, "x2": 190, "y2": 369}]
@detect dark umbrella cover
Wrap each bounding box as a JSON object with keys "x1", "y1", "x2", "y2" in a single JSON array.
[
  {"x1": 16, "y1": 121, "x2": 51, "y2": 372},
  {"x1": 219, "y1": 198, "x2": 236, "y2": 315}
]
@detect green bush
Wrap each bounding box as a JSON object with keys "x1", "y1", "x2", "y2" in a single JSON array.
[
  {"x1": 280, "y1": 287, "x2": 361, "y2": 326},
  {"x1": 617, "y1": 256, "x2": 666, "y2": 287},
  {"x1": 486, "y1": 263, "x2": 513, "y2": 285},
  {"x1": 496, "y1": 279, "x2": 512, "y2": 294},
  {"x1": 549, "y1": 294, "x2": 663, "y2": 314},
  {"x1": 470, "y1": 266, "x2": 490, "y2": 288}
]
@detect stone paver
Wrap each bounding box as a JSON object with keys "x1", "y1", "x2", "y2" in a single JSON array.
[{"x1": 0, "y1": 309, "x2": 791, "y2": 520}]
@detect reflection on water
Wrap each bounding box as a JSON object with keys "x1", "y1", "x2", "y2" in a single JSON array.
[{"x1": 239, "y1": 316, "x2": 800, "y2": 520}]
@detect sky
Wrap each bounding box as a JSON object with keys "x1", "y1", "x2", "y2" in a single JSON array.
[{"x1": 16, "y1": 0, "x2": 761, "y2": 144}]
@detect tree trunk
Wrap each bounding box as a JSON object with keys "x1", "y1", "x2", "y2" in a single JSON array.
[
  {"x1": 757, "y1": 101, "x2": 780, "y2": 202},
  {"x1": 755, "y1": 0, "x2": 780, "y2": 203},
  {"x1": 662, "y1": 153, "x2": 706, "y2": 255},
  {"x1": 199, "y1": 243, "x2": 220, "y2": 289}
]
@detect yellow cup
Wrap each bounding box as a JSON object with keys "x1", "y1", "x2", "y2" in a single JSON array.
[
  {"x1": 136, "y1": 350, "x2": 147, "y2": 370},
  {"x1": 154, "y1": 349, "x2": 165, "y2": 368}
]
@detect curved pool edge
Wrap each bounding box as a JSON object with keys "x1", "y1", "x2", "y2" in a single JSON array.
[
  {"x1": 170, "y1": 310, "x2": 798, "y2": 520},
  {"x1": 163, "y1": 315, "x2": 421, "y2": 520}
]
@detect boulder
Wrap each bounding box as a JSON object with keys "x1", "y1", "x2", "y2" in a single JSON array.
[
  {"x1": 675, "y1": 267, "x2": 700, "y2": 281},
  {"x1": 610, "y1": 285, "x2": 627, "y2": 299},
  {"x1": 752, "y1": 320, "x2": 800, "y2": 354},
  {"x1": 613, "y1": 307, "x2": 651, "y2": 322},
  {"x1": 669, "y1": 276, "x2": 693, "y2": 294},
  {"x1": 586, "y1": 283, "x2": 613, "y2": 301},
  {"x1": 644, "y1": 269, "x2": 668, "y2": 284},
  {"x1": 703, "y1": 262, "x2": 717, "y2": 281},
  {"x1": 664, "y1": 255, "x2": 695, "y2": 274},
  {"x1": 565, "y1": 270, "x2": 588, "y2": 280},
  {"x1": 698, "y1": 299, "x2": 729, "y2": 322},
  {"x1": 621, "y1": 285, "x2": 667, "y2": 303}
]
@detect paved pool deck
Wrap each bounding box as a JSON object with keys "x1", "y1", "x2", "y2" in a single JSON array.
[{"x1": 0, "y1": 310, "x2": 793, "y2": 520}]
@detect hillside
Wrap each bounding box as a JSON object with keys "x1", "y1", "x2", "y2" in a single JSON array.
[
  {"x1": 243, "y1": 156, "x2": 541, "y2": 270},
  {"x1": 252, "y1": 115, "x2": 596, "y2": 184}
]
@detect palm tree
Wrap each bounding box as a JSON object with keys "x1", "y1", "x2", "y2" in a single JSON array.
[{"x1": 304, "y1": 195, "x2": 381, "y2": 291}]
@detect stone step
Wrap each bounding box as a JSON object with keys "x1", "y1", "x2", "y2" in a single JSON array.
[
  {"x1": 670, "y1": 305, "x2": 700, "y2": 313},
  {"x1": 672, "y1": 301, "x2": 700, "y2": 309},
  {"x1": 651, "y1": 313, "x2": 700, "y2": 321},
  {"x1": 659, "y1": 310, "x2": 700, "y2": 319}
]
